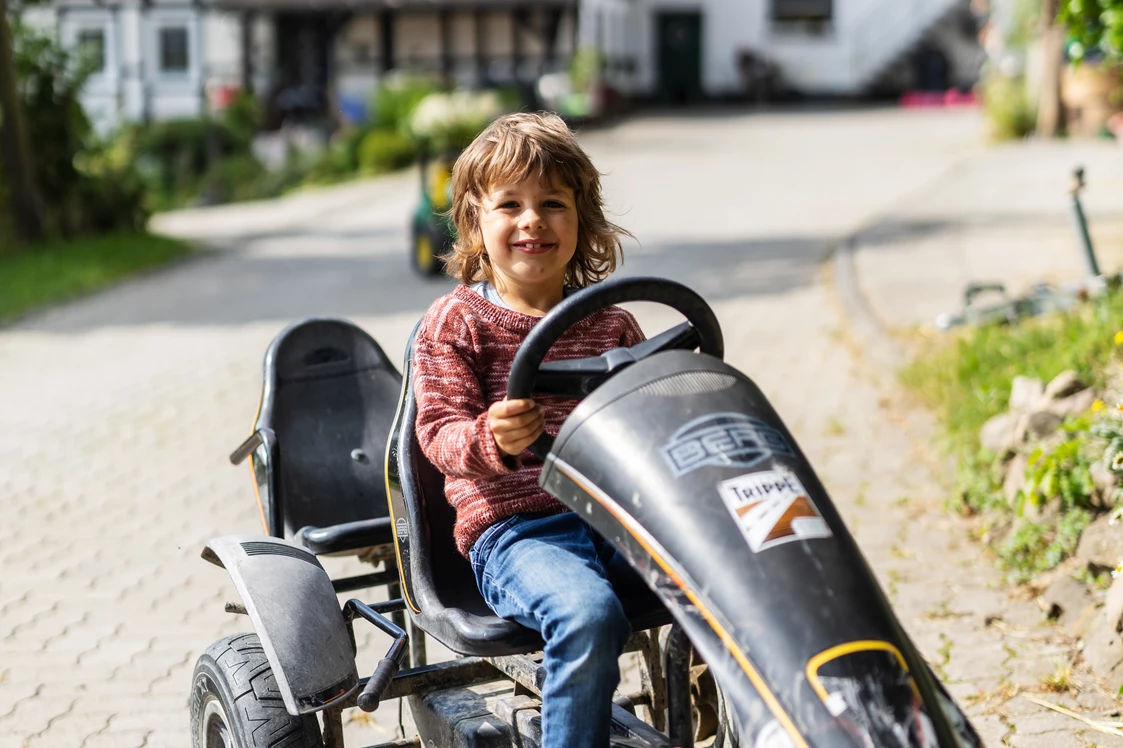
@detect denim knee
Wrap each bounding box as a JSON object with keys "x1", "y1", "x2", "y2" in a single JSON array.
[{"x1": 544, "y1": 587, "x2": 631, "y2": 654}]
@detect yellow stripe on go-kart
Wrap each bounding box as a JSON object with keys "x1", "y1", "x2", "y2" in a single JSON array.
[{"x1": 553, "y1": 457, "x2": 810, "y2": 748}]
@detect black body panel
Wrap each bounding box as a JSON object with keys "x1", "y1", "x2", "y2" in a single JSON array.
[{"x1": 541, "y1": 350, "x2": 980, "y2": 748}]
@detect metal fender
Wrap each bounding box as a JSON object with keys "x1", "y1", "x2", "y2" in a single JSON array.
[{"x1": 202, "y1": 535, "x2": 359, "y2": 715}]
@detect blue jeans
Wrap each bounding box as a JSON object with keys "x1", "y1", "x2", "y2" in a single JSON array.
[{"x1": 469, "y1": 512, "x2": 650, "y2": 748}]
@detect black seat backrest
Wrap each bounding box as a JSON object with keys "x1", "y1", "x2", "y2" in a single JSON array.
[
  {"x1": 387, "y1": 323, "x2": 541, "y2": 656},
  {"x1": 256, "y1": 318, "x2": 402, "y2": 539}
]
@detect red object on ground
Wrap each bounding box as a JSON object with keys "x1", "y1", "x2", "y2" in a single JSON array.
[{"x1": 898, "y1": 89, "x2": 978, "y2": 108}]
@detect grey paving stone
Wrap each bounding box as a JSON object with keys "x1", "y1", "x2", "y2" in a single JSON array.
[
  {"x1": 1008, "y1": 731, "x2": 1088, "y2": 748},
  {"x1": 4, "y1": 107, "x2": 1119, "y2": 747}
]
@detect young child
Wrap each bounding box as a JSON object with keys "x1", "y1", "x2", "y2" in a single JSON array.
[{"x1": 412, "y1": 112, "x2": 650, "y2": 747}]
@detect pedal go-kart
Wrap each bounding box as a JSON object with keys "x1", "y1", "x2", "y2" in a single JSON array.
[
  {"x1": 190, "y1": 276, "x2": 983, "y2": 748},
  {"x1": 409, "y1": 147, "x2": 456, "y2": 277}
]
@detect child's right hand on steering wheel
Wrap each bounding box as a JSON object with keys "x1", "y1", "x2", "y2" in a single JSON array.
[{"x1": 488, "y1": 398, "x2": 544, "y2": 456}]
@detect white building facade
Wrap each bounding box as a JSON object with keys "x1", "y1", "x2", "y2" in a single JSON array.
[
  {"x1": 578, "y1": 0, "x2": 984, "y2": 101},
  {"x1": 30, "y1": 0, "x2": 983, "y2": 132},
  {"x1": 34, "y1": 0, "x2": 576, "y2": 133}
]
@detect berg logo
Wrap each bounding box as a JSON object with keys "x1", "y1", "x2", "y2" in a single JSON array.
[{"x1": 661, "y1": 412, "x2": 794, "y2": 477}]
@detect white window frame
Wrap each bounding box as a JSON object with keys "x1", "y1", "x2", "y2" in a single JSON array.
[{"x1": 156, "y1": 24, "x2": 191, "y2": 76}]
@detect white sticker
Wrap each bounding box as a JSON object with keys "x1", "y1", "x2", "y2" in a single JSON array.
[{"x1": 718, "y1": 469, "x2": 832, "y2": 553}]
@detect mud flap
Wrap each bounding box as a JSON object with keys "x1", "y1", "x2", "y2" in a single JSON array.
[{"x1": 202, "y1": 534, "x2": 359, "y2": 716}]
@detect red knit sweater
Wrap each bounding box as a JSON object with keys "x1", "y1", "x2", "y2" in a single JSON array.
[{"x1": 413, "y1": 284, "x2": 645, "y2": 557}]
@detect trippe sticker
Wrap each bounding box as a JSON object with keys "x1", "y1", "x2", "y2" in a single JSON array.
[{"x1": 718, "y1": 469, "x2": 832, "y2": 553}]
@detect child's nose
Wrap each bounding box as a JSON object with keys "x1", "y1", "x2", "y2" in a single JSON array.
[{"x1": 519, "y1": 208, "x2": 546, "y2": 229}]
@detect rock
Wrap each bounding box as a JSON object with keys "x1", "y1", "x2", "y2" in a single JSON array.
[
  {"x1": 1075, "y1": 513, "x2": 1123, "y2": 572},
  {"x1": 980, "y1": 412, "x2": 1018, "y2": 455},
  {"x1": 1084, "y1": 549, "x2": 1123, "y2": 685},
  {"x1": 1105, "y1": 572, "x2": 1123, "y2": 633},
  {"x1": 1043, "y1": 370, "x2": 1086, "y2": 401},
  {"x1": 1092, "y1": 461, "x2": 1121, "y2": 502},
  {"x1": 1038, "y1": 572, "x2": 1097, "y2": 636},
  {"x1": 1003, "y1": 453, "x2": 1028, "y2": 508},
  {"x1": 1014, "y1": 409, "x2": 1063, "y2": 445},
  {"x1": 1046, "y1": 388, "x2": 1098, "y2": 419},
  {"x1": 1081, "y1": 611, "x2": 1123, "y2": 688},
  {"x1": 1010, "y1": 376, "x2": 1045, "y2": 412}
]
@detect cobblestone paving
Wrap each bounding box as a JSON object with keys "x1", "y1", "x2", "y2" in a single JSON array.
[{"x1": 1, "y1": 107, "x2": 1116, "y2": 747}]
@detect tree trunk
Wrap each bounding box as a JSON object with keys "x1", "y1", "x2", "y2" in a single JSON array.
[
  {"x1": 0, "y1": 0, "x2": 45, "y2": 245},
  {"x1": 1036, "y1": 0, "x2": 1066, "y2": 138}
]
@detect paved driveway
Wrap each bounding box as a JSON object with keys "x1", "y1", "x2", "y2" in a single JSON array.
[{"x1": 5, "y1": 106, "x2": 1085, "y2": 748}]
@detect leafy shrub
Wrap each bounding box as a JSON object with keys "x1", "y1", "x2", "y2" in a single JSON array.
[
  {"x1": 127, "y1": 119, "x2": 252, "y2": 208},
  {"x1": 981, "y1": 74, "x2": 1036, "y2": 141},
  {"x1": 301, "y1": 126, "x2": 373, "y2": 185},
  {"x1": 221, "y1": 91, "x2": 264, "y2": 145},
  {"x1": 8, "y1": 17, "x2": 145, "y2": 235},
  {"x1": 1059, "y1": 0, "x2": 1123, "y2": 62},
  {"x1": 249, "y1": 155, "x2": 313, "y2": 201},
  {"x1": 1021, "y1": 422, "x2": 1099, "y2": 515},
  {"x1": 357, "y1": 129, "x2": 417, "y2": 174},
  {"x1": 200, "y1": 154, "x2": 269, "y2": 204},
  {"x1": 372, "y1": 74, "x2": 443, "y2": 132},
  {"x1": 997, "y1": 509, "x2": 1092, "y2": 583}
]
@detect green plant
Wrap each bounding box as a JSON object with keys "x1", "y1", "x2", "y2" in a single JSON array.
[
  {"x1": 371, "y1": 74, "x2": 443, "y2": 133},
  {"x1": 901, "y1": 288, "x2": 1123, "y2": 455},
  {"x1": 980, "y1": 74, "x2": 1037, "y2": 141},
  {"x1": 200, "y1": 154, "x2": 268, "y2": 204},
  {"x1": 997, "y1": 509, "x2": 1092, "y2": 582},
  {"x1": 1020, "y1": 422, "x2": 1098, "y2": 515},
  {"x1": 7, "y1": 17, "x2": 145, "y2": 236},
  {"x1": 122, "y1": 118, "x2": 258, "y2": 209},
  {"x1": 356, "y1": 129, "x2": 417, "y2": 175},
  {"x1": 1058, "y1": 0, "x2": 1123, "y2": 62},
  {"x1": 903, "y1": 289, "x2": 1123, "y2": 578},
  {"x1": 220, "y1": 91, "x2": 263, "y2": 145},
  {"x1": 570, "y1": 47, "x2": 605, "y2": 92}
]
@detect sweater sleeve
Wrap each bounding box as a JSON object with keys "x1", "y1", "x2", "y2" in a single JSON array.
[
  {"x1": 412, "y1": 316, "x2": 514, "y2": 481},
  {"x1": 619, "y1": 309, "x2": 647, "y2": 347}
]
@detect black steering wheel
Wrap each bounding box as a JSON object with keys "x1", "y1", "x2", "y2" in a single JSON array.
[{"x1": 506, "y1": 276, "x2": 724, "y2": 459}]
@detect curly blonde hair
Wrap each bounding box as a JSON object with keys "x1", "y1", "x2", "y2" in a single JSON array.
[{"x1": 444, "y1": 112, "x2": 630, "y2": 287}]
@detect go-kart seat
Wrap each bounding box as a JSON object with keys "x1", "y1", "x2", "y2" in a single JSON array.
[
  {"x1": 390, "y1": 324, "x2": 672, "y2": 657},
  {"x1": 248, "y1": 318, "x2": 402, "y2": 555}
]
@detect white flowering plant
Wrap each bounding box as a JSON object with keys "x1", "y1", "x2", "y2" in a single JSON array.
[{"x1": 408, "y1": 90, "x2": 509, "y2": 152}]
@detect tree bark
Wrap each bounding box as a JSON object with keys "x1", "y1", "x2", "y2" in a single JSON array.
[
  {"x1": 0, "y1": 0, "x2": 45, "y2": 245},
  {"x1": 1036, "y1": 0, "x2": 1067, "y2": 138}
]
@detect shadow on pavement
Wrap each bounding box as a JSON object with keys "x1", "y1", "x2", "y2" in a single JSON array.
[{"x1": 16, "y1": 233, "x2": 828, "y2": 334}]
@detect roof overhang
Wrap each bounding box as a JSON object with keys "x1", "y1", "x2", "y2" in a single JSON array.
[{"x1": 215, "y1": 0, "x2": 574, "y2": 11}]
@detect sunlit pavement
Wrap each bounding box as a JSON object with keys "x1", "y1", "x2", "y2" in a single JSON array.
[{"x1": 3, "y1": 106, "x2": 1109, "y2": 747}]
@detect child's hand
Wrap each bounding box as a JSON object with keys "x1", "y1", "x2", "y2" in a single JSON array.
[{"x1": 488, "y1": 398, "x2": 544, "y2": 456}]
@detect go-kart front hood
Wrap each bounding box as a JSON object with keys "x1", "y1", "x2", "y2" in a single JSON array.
[{"x1": 540, "y1": 350, "x2": 978, "y2": 748}]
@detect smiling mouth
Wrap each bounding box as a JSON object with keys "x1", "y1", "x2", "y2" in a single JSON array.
[{"x1": 513, "y1": 242, "x2": 555, "y2": 253}]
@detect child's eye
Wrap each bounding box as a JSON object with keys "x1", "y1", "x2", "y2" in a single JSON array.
[
  {"x1": 498, "y1": 201, "x2": 519, "y2": 209},
  {"x1": 544, "y1": 200, "x2": 566, "y2": 208}
]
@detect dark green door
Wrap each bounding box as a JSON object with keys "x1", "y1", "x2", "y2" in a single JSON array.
[{"x1": 656, "y1": 11, "x2": 703, "y2": 104}]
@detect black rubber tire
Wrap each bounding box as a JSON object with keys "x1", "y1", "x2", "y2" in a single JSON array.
[{"x1": 190, "y1": 633, "x2": 324, "y2": 748}]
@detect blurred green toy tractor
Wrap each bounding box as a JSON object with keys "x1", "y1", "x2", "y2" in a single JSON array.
[{"x1": 410, "y1": 149, "x2": 457, "y2": 277}]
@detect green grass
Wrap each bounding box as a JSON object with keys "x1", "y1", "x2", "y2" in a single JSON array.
[
  {"x1": 900, "y1": 287, "x2": 1123, "y2": 580},
  {"x1": 900, "y1": 288, "x2": 1123, "y2": 452},
  {"x1": 0, "y1": 232, "x2": 193, "y2": 321}
]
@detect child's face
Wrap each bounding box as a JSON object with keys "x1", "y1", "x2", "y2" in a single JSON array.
[{"x1": 479, "y1": 176, "x2": 578, "y2": 298}]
